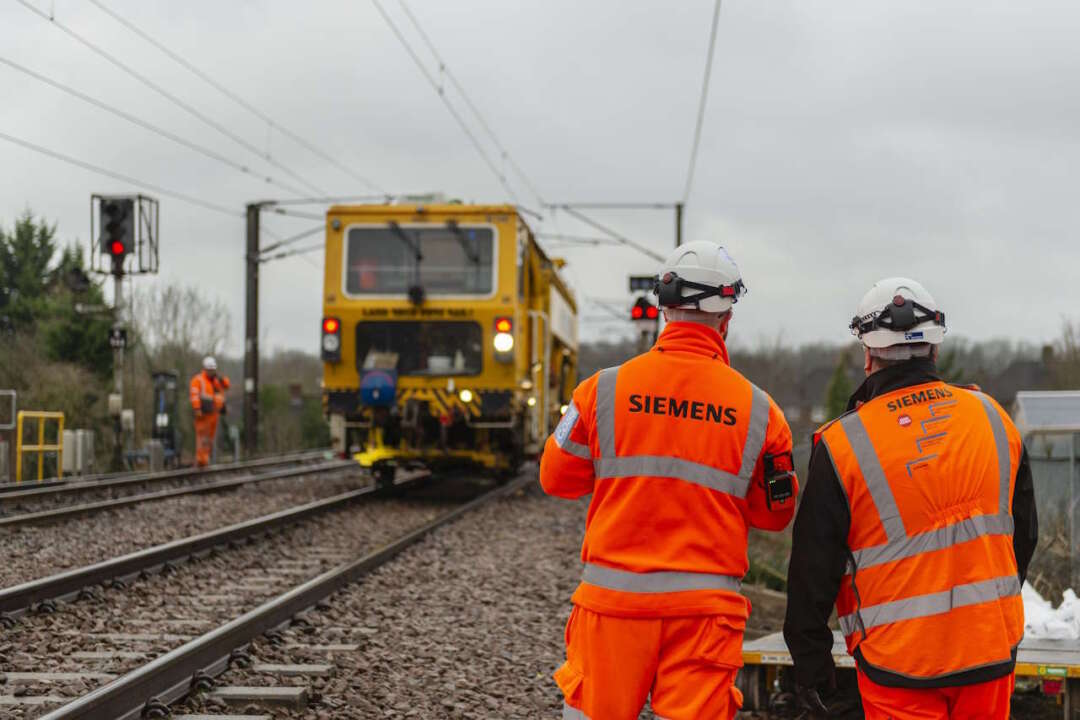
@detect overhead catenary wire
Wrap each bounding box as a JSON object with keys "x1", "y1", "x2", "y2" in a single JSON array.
[
  {"x1": 0, "y1": 130, "x2": 241, "y2": 217},
  {"x1": 0, "y1": 54, "x2": 310, "y2": 197},
  {"x1": 555, "y1": 206, "x2": 666, "y2": 262},
  {"x1": 259, "y1": 224, "x2": 324, "y2": 255},
  {"x1": 681, "y1": 0, "x2": 723, "y2": 204},
  {"x1": 85, "y1": 0, "x2": 384, "y2": 194},
  {"x1": 258, "y1": 242, "x2": 323, "y2": 264},
  {"x1": 14, "y1": 0, "x2": 326, "y2": 197},
  {"x1": 370, "y1": 0, "x2": 519, "y2": 204},
  {"x1": 397, "y1": 0, "x2": 545, "y2": 207}
]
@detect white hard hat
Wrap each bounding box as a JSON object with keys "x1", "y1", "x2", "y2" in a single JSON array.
[
  {"x1": 850, "y1": 277, "x2": 946, "y2": 349},
  {"x1": 655, "y1": 241, "x2": 746, "y2": 313},
  {"x1": 202, "y1": 356, "x2": 218, "y2": 371}
]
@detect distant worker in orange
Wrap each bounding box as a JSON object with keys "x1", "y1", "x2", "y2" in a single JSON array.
[
  {"x1": 784, "y1": 278, "x2": 1038, "y2": 719},
  {"x1": 189, "y1": 356, "x2": 230, "y2": 467},
  {"x1": 541, "y1": 241, "x2": 799, "y2": 720}
]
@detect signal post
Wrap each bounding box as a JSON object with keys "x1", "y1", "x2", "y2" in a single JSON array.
[{"x1": 90, "y1": 194, "x2": 159, "y2": 470}]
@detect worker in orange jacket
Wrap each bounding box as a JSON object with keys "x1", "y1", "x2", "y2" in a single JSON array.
[
  {"x1": 189, "y1": 356, "x2": 230, "y2": 467},
  {"x1": 541, "y1": 241, "x2": 799, "y2": 720},
  {"x1": 784, "y1": 277, "x2": 1038, "y2": 719}
]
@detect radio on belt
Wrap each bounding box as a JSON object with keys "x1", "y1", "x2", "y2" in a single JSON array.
[{"x1": 763, "y1": 451, "x2": 795, "y2": 509}]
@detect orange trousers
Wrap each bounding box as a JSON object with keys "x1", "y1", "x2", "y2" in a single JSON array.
[
  {"x1": 193, "y1": 413, "x2": 218, "y2": 467},
  {"x1": 554, "y1": 606, "x2": 744, "y2": 720},
  {"x1": 858, "y1": 669, "x2": 1014, "y2": 719}
]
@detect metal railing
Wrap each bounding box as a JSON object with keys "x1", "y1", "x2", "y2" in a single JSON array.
[{"x1": 15, "y1": 411, "x2": 64, "y2": 483}]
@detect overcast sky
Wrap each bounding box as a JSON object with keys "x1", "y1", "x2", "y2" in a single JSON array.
[{"x1": 2, "y1": 0, "x2": 1078, "y2": 356}]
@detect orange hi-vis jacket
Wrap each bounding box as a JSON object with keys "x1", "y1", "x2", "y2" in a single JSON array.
[
  {"x1": 540, "y1": 322, "x2": 798, "y2": 619},
  {"x1": 190, "y1": 371, "x2": 229, "y2": 416},
  {"x1": 816, "y1": 381, "x2": 1025, "y2": 683}
]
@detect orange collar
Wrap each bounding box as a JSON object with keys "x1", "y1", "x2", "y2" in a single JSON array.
[{"x1": 653, "y1": 322, "x2": 730, "y2": 365}]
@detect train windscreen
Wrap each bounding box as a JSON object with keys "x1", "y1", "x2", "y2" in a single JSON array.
[
  {"x1": 356, "y1": 321, "x2": 483, "y2": 376},
  {"x1": 345, "y1": 225, "x2": 495, "y2": 296}
]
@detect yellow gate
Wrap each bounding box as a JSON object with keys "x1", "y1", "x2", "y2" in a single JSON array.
[{"x1": 15, "y1": 411, "x2": 64, "y2": 483}]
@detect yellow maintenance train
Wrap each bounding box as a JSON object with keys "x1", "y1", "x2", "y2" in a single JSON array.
[{"x1": 320, "y1": 202, "x2": 577, "y2": 483}]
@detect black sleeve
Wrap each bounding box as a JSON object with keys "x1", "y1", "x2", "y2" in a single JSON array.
[
  {"x1": 1012, "y1": 446, "x2": 1038, "y2": 584},
  {"x1": 783, "y1": 442, "x2": 851, "y2": 690}
]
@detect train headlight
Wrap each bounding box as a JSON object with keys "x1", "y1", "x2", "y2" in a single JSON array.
[
  {"x1": 527, "y1": 396, "x2": 537, "y2": 407},
  {"x1": 459, "y1": 389, "x2": 474, "y2": 404},
  {"x1": 493, "y1": 332, "x2": 514, "y2": 353},
  {"x1": 155, "y1": 413, "x2": 169, "y2": 428},
  {"x1": 322, "y1": 334, "x2": 341, "y2": 353}
]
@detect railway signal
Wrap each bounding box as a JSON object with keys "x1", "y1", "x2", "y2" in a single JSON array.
[
  {"x1": 631, "y1": 295, "x2": 660, "y2": 353},
  {"x1": 99, "y1": 197, "x2": 134, "y2": 272},
  {"x1": 90, "y1": 194, "x2": 161, "y2": 470}
]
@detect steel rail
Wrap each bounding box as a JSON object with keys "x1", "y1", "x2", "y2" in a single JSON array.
[
  {"x1": 39, "y1": 472, "x2": 532, "y2": 720},
  {"x1": 0, "y1": 467, "x2": 428, "y2": 618},
  {"x1": 0, "y1": 459, "x2": 356, "y2": 528},
  {"x1": 0, "y1": 449, "x2": 330, "y2": 505}
]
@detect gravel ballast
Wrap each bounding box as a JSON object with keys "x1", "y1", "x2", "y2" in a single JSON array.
[
  {"x1": 0, "y1": 468, "x2": 370, "y2": 587},
  {"x1": 175, "y1": 480, "x2": 586, "y2": 719},
  {"x1": 0, "y1": 480, "x2": 475, "y2": 719}
]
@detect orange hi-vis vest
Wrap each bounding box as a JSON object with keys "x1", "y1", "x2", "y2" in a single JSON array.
[
  {"x1": 190, "y1": 371, "x2": 228, "y2": 415},
  {"x1": 816, "y1": 381, "x2": 1024, "y2": 683},
  {"x1": 540, "y1": 322, "x2": 797, "y2": 619}
]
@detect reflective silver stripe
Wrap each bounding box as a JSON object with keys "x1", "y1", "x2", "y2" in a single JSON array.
[
  {"x1": 976, "y1": 392, "x2": 1012, "y2": 515},
  {"x1": 593, "y1": 456, "x2": 748, "y2": 497},
  {"x1": 595, "y1": 367, "x2": 618, "y2": 458},
  {"x1": 554, "y1": 400, "x2": 592, "y2": 460},
  {"x1": 837, "y1": 574, "x2": 1021, "y2": 636},
  {"x1": 851, "y1": 513, "x2": 1014, "y2": 569},
  {"x1": 563, "y1": 702, "x2": 590, "y2": 720},
  {"x1": 582, "y1": 563, "x2": 742, "y2": 593},
  {"x1": 840, "y1": 413, "x2": 906, "y2": 542},
  {"x1": 737, "y1": 384, "x2": 770, "y2": 484}
]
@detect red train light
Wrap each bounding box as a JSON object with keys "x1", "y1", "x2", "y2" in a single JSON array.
[
  {"x1": 323, "y1": 317, "x2": 340, "y2": 334},
  {"x1": 645, "y1": 305, "x2": 659, "y2": 320},
  {"x1": 495, "y1": 317, "x2": 512, "y2": 333},
  {"x1": 110, "y1": 240, "x2": 125, "y2": 256},
  {"x1": 631, "y1": 305, "x2": 644, "y2": 320}
]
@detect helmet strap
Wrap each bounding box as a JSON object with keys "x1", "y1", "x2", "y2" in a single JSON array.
[{"x1": 655, "y1": 272, "x2": 745, "y2": 309}]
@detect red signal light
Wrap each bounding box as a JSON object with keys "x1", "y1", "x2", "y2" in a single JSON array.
[
  {"x1": 322, "y1": 317, "x2": 340, "y2": 334},
  {"x1": 631, "y1": 305, "x2": 644, "y2": 320},
  {"x1": 645, "y1": 306, "x2": 659, "y2": 320},
  {"x1": 495, "y1": 317, "x2": 512, "y2": 333},
  {"x1": 110, "y1": 240, "x2": 125, "y2": 256}
]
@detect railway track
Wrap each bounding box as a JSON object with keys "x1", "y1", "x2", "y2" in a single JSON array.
[
  {"x1": 0, "y1": 450, "x2": 343, "y2": 527},
  {"x1": 0, "y1": 468, "x2": 521, "y2": 719}
]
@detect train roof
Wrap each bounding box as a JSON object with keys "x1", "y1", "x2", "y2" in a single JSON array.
[{"x1": 326, "y1": 202, "x2": 520, "y2": 217}]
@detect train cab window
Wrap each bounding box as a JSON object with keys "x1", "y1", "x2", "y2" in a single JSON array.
[
  {"x1": 345, "y1": 226, "x2": 495, "y2": 296},
  {"x1": 356, "y1": 321, "x2": 483, "y2": 376}
]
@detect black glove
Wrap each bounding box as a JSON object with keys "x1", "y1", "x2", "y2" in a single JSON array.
[
  {"x1": 795, "y1": 682, "x2": 860, "y2": 718},
  {"x1": 795, "y1": 685, "x2": 830, "y2": 717}
]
